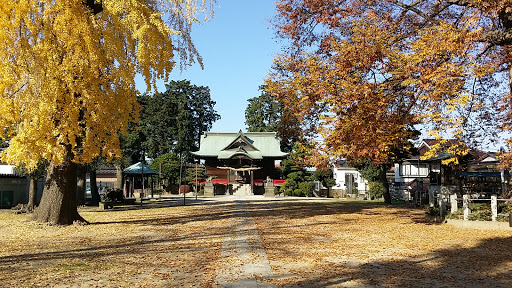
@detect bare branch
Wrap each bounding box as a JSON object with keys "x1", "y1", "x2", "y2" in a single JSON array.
[
  {"x1": 389, "y1": 0, "x2": 429, "y2": 19},
  {"x1": 445, "y1": 0, "x2": 472, "y2": 7}
]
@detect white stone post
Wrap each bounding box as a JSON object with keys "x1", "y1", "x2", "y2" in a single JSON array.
[
  {"x1": 450, "y1": 194, "x2": 458, "y2": 213},
  {"x1": 463, "y1": 194, "x2": 470, "y2": 221},
  {"x1": 491, "y1": 195, "x2": 497, "y2": 222}
]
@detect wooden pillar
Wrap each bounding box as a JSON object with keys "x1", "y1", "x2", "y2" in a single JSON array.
[
  {"x1": 227, "y1": 169, "x2": 230, "y2": 195},
  {"x1": 132, "y1": 176, "x2": 135, "y2": 198},
  {"x1": 151, "y1": 175, "x2": 154, "y2": 198},
  {"x1": 123, "y1": 177, "x2": 127, "y2": 198},
  {"x1": 250, "y1": 170, "x2": 254, "y2": 195}
]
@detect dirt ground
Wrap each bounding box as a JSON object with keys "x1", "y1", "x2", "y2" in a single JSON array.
[{"x1": 0, "y1": 196, "x2": 511, "y2": 287}]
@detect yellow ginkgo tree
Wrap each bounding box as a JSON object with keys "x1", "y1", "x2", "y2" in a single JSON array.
[{"x1": 0, "y1": 0, "x2": 214, "y2": 224}]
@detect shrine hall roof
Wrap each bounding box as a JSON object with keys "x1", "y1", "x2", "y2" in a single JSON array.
[{"x1": 191, "y1": 131, "x2": 288, "y2": 160}]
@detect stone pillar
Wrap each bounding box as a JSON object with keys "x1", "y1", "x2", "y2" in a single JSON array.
[
  {"x1": 450, "y1": 194, "x2": 458, "y2": 213},
  {"x1": 264, "y1": 177, "x2": 275, "y2": 198},
  {"x1": 491, "y1": 194, "x2": 497, "y2": 222},
  {"x1": 429, "y1": 190, "x2": 435, "y2": 207},
  {"x1": 438, "y1": 194, "x2": 446, "y2": 217},
  {"x1": 463, "y1": 194, "x2": 470, "y2": 221},
  {"x1": 204, "y1": 180, "x2": 214, "y2": 197},
  {"x1": 501, "y1": 168, "x2": 508, "y2": 196}
]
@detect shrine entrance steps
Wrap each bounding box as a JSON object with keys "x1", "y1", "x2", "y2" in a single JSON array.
[{"x1": 231, "y1": 184, "x2": 253, "y2": 196}]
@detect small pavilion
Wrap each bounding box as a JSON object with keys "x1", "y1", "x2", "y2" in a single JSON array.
[
  {"x1": 192, "y1": 131, "x2": 288, "y2": 196},
  {"x1": 123, "y1": 162, "x2": 157, "y2": 198}
]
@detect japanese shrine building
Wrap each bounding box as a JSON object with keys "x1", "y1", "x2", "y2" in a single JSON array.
[{"x1": 191, "y1": 131, "x2": 288, "y2": 196}]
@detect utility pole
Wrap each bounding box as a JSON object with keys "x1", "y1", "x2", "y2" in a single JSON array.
[
  {"x1": 179, "y1": 153, "x2": 185, "y2": 206},
  {"x1": 195, "y1": 162, "x2": 198, "y2": 200},
  {"x1": 141, "y1": 151, "x2": 144, "y2": 199}
]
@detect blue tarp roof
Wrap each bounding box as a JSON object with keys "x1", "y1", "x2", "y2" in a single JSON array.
[
  {"x1": 455, "y1": 171, "x2": 506, "y2": 178},
  {"x1": 123, "y1": 162, "x2": 157, "y2": 175}
]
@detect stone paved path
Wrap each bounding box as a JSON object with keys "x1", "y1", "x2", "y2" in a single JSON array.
[{"x1": 214, "y1": 197, "x2": 276, "y2": 287}]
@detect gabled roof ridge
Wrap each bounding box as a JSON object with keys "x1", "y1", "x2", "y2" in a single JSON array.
[
  {"x1": 220, "y1": 131, "x2": 259, "y2": 152},
  {"x1": 421, "y1": 138, "x2": 459, "y2": 148}
]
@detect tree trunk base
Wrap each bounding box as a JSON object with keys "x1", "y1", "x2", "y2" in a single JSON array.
[
  {"x1": 31, "y1": 153, "x2": 88, "y2": 225},
  {"x1": 380, "y1": 165, "x2": 392, "y2": 205}
]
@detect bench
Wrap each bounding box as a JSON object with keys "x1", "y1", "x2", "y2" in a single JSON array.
[
  {"x1": 99, "y1": 198, "x2": 139, "y2": 210},
  {"x1": 99, "y1": 201, "x2": 114, "y2": 210}
]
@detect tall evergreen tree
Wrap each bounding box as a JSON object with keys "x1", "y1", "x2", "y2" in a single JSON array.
[
  {"x1": 245, "y1": 85, "x2": 301, "y2": 152},
  {"x1": 245, "y1": 85, "x2": 283, "y2": 133},
  {"x1": 142, "y1": 80, "x2": 220, "y2": 160}
]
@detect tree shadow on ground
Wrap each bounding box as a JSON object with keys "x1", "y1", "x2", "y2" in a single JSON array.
[
  {"x1": 276, "y1": 236, "x2": 512, "y2": 287},
  {"x1": 0, "y1": 225, "x2": 228, "y2": 266},
  {"x1": 89, "y1": 197, "x2": 418, "y2": 227},
  {"x1": 247, "y1": 200, "x2": 426, "y2": 222}
]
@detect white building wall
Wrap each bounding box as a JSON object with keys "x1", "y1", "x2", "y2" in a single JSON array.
[
  {"x1": 394, "y1": 161, "x2": 429, "y2": 184},
  {"x1": 332, "y1": 167, "x2": 368, "y2": 195},
  {"x1": 0, "y1": 164, "x2": 15, "y2": 175}
]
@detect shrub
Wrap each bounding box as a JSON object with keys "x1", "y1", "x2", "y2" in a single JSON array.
[
  {"x1": 426, "y1": 206, "x2": 440, "y2": 217},
  {"x1": 467, "y1": 203, "x2": 491, "y2": 221},
  {"x1": 297, "y1": 182, "x2": 314, "y2": 197},
  {"x1": 445, "y1": 207, "x2": 463, "y2": 220},
  {"x1": 498, "y1": 202, "x2": 512, "y2": 215},
  {"x1": 280, "y1": 179, "x2": 296, "y2": 196},
  {"x1": 368, "y1": 182, "x2": 384, "y2": 199}
]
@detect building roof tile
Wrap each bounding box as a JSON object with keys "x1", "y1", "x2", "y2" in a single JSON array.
[{"x1": 192, "y1": 131, "x2": 288, "y2": 159}]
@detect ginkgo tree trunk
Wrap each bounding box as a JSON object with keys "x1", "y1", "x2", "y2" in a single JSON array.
[
  {"x1": 34, "y1": 145, "x2": 85, "y2": 224},
  {"x1": 0, "y1": 0, "x2": 214, "y2": 224}
]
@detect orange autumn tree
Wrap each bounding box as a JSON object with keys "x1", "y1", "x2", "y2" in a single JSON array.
[
  {"x1": 267, "y1": 0, "x2": 511, "y2": 203},
  {"x1": 0, "y1": 0, "x2": 214, "y2": 224}
]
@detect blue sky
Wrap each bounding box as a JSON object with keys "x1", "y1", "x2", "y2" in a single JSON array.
[{"x1": 136, "y1": 1, "x2": 283, "y2": 133}]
